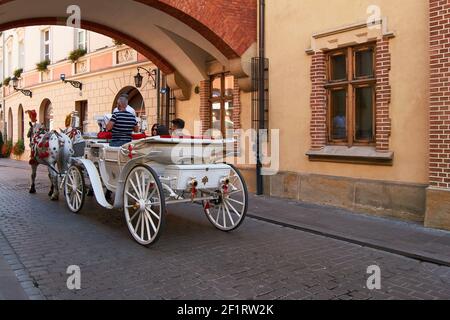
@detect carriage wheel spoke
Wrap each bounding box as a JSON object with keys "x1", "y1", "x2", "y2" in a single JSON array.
[
  {"x1": 227, "y1": 189, "x2": 242, "y2": 196},
  {"x1": 135, "y1": 213, "x2": 142, "y2": 234},
  {"x1": 140, "y1": 212, "x2": 145, "y2": 240},
  {"x1": 144, "y1": 211, "x2": 152, "y2": 240},
  {"x1": 135, "y1": 172, "x2": 144, "y2": 197},
  {"x1": 225, "y1": 200, "x2": 242, "y2": 218},
  {"x1": 129, "y1": 179, "x2": 141, "y2": 199},
  {"x1": 227, "y1": 197, "x2": 244, "y2": 206},
  {"x1": 215, "y1": 205, "x2": 222, "y2": 224},
  {"x1": 144, "y1": 210, "x2": 157, "y2": 233},
  {"x1": 126, "y1": 191, "x2": 140, "y2": 203},
  {"x1": 144, "y1": 178, "x2": 153, "y2": 199},
  {"x1": 146, "y1": 188, "x2": 156, "y2": 203},
  {"x1": 146, "y1": 206, "x2": 161, "y2": 220},
  {"x1": 67, "y1": 173, "x2": 74, "y2": 185},
  {"x1": 224, "y1": 201, "x2": 235, "y2": 225},
  {"x1": 141, "y1": 173, "x2": 145, "y2": 196},
  {"x1": 222, "y1": 204, "x2": 227, "y2": 228},
  {"x1": 129, "y1": 210, "x2": 139, "y2": 222}
]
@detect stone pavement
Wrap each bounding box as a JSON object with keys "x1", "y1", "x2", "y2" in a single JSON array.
[
  {"x1": 0, "y1": 241, "x2": 28, "y2": 300},
  {"x1": 248, "y1": 195, "x2": 450, "y2": 266},
  {"x1": 0, "y1": 158, "x2": 450, "y2": 300}
]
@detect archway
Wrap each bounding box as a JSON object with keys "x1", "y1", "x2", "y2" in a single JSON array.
[
  {"x1": 0, "y1": 0, "x2": 257, "y2": 98},
  {"x1": 112, "y1": 87, "x2": 145, "y2": 118},
  {"x1": 7, "y1": 108, "x2": 13, "y2": 142},
  {"x1": 18, "y1": 104, "x2": 24, "y2": 141},
  {"x1": 39, "y1": 99, "x2": 53, "y2": 130}
]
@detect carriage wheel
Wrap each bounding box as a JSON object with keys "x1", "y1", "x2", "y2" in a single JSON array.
[
  {"x1": 123, "y1": 165, "x2": 166, "y2": 246},
  {"x1": 64, "y1": 165, "x2": 86, "y2": 213},
  {"x1": 203, "y1": 164, "x2": 248, "y2": 232}
]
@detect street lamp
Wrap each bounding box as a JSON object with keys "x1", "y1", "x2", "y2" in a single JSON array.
[
  {"x1": 11, "y1": 76, "x2": 32, "y2": 98},
  {"x1": 60, "y1": 73, "x2": 83, "y2": 91},
  {"x1": 134, "y1": 67, "x2": 157, "y2": 89}
]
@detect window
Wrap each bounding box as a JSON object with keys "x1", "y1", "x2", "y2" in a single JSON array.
[
  {"x1": 42, "y1": 29, "x2": 51, "y2": 61},
  {"x1": 325, "y1": 44, "x2": 376, "y2": 145},
  {"x1": 75, "y1": 100, "x2": 88, "y2": 133},
  {"x1": 77, "y1": 29, "x2": 87, "y2": 50},
  {"x1": 44, "y1": 101, "x2": 53, "y2": 130},
  {"x1": 7, "y1": 49, "x2": 12, "y2": 77},
  {"x1": 18, "y1": 41, "x2": 25, "y2": 69},
  {"x1": 210, "y1": 73, "x2": 234, "y2": 138}
]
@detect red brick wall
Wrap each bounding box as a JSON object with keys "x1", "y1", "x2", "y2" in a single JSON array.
[
  {"x1": 138, "y1": 0, "x2": 257, "y2": 58},
  {"x1": 232, "y1": 78, "x2": 241, "y2": 131},
  {"x1": 430, "y1": 0, "x2": 450, "y2": 188},
  {"x1": 310, "y1": 52, "x2": 327, "y2": 150},
  {"x1": 375, "y1": 39, "x2": 392, "y2": 152},
  {"x1": 199, "y1": 80, "x2": 211, "y2": 135}
]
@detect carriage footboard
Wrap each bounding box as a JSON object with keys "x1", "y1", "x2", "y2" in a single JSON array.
[{"x1": 74, "y1": 158, "x2": 113, "y2": 209}]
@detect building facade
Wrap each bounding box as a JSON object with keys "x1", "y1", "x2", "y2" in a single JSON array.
[
  {"x1": 0, "y1": 26, "x2": 157, "y2": 150},
  {"x1": 0, "y1": 0, "x2": 449, "y2": 231}
]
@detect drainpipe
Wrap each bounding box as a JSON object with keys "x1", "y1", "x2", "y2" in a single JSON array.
[
  {"x1": 156, "y1": 68, "x2": 161, "y2": 124},
  {"x1": 1, "y1": 32, "x2": 5, "y2": 140},
  {"x1": 256, "y1": 0, "x2": 265, "y2": 195}
]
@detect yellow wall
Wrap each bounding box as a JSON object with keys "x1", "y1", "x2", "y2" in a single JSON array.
[
  {"x1": 265, "y1": 0, "x2": 429, "y2": 184},
  {"x1": 176, "y1": 87, "x2": 200, "y2": 134}
]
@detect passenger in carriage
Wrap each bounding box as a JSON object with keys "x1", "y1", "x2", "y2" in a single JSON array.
[
  {"x1": 113, "y1": 94, "x2": 137, "y2": 117},
  {"x1": 106, "y1": 95, "x2": 139, "y2": 147},
  {"x1": 151, "y1": 124, "x2": 170, "y2": 136},
  {"x1": 170, "y1": 118, "x2": 186, "y2": 137}
]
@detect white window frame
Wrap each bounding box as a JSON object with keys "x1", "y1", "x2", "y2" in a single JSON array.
[
  {"x1": 42, "y1": 29, "x2": 51, "y2": 61},
  {"x1": 76, "y1": 29, "x2": 88, "y2": 51},
  {"x1": 18, "y1": 40, "x2": 25, "y2": 69}
]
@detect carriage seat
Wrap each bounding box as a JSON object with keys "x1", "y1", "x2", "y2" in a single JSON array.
[{"x1": 97, "y1": 132, "x2": 148, "y2": 140}]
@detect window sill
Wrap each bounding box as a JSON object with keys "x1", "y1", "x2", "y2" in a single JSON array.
[{"x1": 306, "y1": 146, "x2": 394, "y2": 166}]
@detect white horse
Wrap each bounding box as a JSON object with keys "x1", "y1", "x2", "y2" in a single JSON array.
[{"x1": 28, "y1": 122, "x2": 75, "y2": 200}]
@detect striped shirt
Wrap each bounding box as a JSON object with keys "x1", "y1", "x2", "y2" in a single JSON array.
[{"x1": 110, "y1": 111, "x2": 137, "y2": 143}]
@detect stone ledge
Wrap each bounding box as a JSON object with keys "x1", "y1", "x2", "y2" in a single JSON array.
[
  {"x1": 306, "y1": 146, "x2": 394, "y2": 165},
  {"x1": 269, "y1": 172, "x2": 427, "y2": 223}
]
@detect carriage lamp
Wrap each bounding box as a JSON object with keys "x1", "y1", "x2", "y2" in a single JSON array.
[
  {"x1": 10, "y1": 76, "x2": 32, "y2": 98},
  {"x1": 134, "y1": 67, "x2": 157, "y2": 89},
  {"x1": 60, "y1": 74, "x2": 83, "y2": 91}
]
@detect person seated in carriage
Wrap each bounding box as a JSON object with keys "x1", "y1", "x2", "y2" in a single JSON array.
[
  {"x1": 170, "y1": 118, "x2": 186, "y2": 137},
  {"x1": 106, "y1": 95, "x2": 139, "y2": 147},
  {"x1": 150, "y1": 123, "x2": 170, "y2": 136}
]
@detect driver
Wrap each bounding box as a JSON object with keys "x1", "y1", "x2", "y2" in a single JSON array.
[{"x1": 106, "y1": 96, "x2": 139, "y2": 147}]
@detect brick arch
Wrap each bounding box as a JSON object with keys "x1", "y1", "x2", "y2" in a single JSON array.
[
  {"x1": 0, "y1": 17, "x2": 176, "y2": 74},
  {"x1": 0, "y1": 0, "x2": 257, "y2": 60},
  {"x1": 134, "y1": 0, "x2": 257, "y2": 58}
]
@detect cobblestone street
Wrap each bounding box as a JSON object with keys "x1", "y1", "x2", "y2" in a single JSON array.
[{"x1": 0, "y1": 161, "x2": 449, "y2": 300}]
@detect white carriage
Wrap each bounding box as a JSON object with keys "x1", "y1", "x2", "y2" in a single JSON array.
[{"x1": 63, "y1": 135, "x2": 248, "y2": 246}]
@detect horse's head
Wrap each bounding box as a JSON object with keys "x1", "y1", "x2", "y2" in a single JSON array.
[{"x1": 30, "y1": 123, "x2": 46, "y2": 136}]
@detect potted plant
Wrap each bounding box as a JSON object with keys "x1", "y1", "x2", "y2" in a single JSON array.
[
  {"x1": 3, "y1": 77, "x2": 11, "y2": 86},
  {"x1": 1, "y1": 140, "x2": 13, "y2": 158},
  {"x1": 0, "y1": 131, "x2": 4, "y2": 158},
  {"x1": 68, "y1": 48, "x2": 87, "y2": 63},
  {"x1": 12, "y1": 139, "x2": 25, "y2": 159},
  {"x1": 36, "y1": 59, "x2": 51, "y2": 72},
  {"x1": 13, "y1": 68, "x2": 23, "y2": 78},
  {"x1": 113, "y1": 39, "x2": 123, "y2": 46}
]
